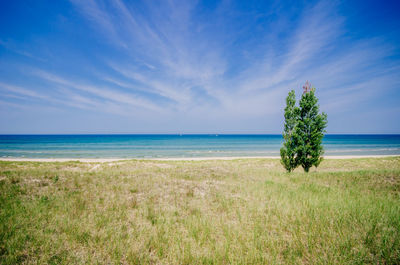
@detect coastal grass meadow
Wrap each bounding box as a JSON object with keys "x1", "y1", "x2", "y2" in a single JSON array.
[{"x1": 1, "y1": 157, "x2": 399, "y2": 264}]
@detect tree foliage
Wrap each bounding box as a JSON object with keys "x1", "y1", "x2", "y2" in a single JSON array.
[
  {"x1": 280, "y1": 85, "x2": 327, "y2": 172},
  {"x1": 280, "y1": 90, "x2": 298, "y2": 172}
]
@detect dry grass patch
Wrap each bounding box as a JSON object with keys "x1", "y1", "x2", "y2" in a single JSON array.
[{"x1": 0, "y1": 157, "x2": 399, "y2": 264}]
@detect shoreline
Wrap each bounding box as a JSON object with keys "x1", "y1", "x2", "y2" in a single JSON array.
[{"x1": 0, "y1": 155, "x2": 398, "y2": 162}]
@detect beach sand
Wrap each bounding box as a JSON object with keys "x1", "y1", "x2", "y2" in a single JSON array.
[{"x1": 0, "y1": 155, "x2": 398, "y2": 162}]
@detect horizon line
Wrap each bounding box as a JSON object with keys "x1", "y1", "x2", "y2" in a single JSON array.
[{"x1": 1, "y1": 133, "x2": 400, "y2": 136}]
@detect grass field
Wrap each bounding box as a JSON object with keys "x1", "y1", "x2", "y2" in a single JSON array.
[{"x1": 1, "y1": 157, "x2": 399, "y2": 264}]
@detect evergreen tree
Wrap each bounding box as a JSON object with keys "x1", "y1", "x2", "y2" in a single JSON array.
[
  {"x1": 280, "y1": 83, "x2": 328, "y2": 172},
  {"x1": 280, "y1": 90, "x2": 298, "y2": 172},
  {"x1": 295, "y1": 88, "x2": 328, "y2": 172}
]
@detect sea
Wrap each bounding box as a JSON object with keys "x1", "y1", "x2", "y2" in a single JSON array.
[{"x1": 0, "y1": 134, "x2": 399, "y2": 159}]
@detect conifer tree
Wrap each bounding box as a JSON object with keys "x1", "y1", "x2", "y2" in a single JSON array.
[
  {"x1": 280, "y1": 90, "x2": 298, "y2": 172},
  {"x1": 295, "y1": 87, "x2": 327, "y2": 172},
  {"x1": 280, "y1": 83, "x2": 327, "y2": 172}
]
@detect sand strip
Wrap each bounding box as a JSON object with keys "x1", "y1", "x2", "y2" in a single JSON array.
[{"x1": 0, "y1": 155, "x2": 398, "y2": 162}]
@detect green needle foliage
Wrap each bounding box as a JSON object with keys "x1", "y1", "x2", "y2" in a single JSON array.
[
  {"x1": 281, "y1": 84, "x2": 327, "y2": 172},
  {"x1": 280, "y1": 90, "x2": 298, "y2": 172},
  {"x1": 296, "y1": 88, "x2": 328, "y2": 172}
]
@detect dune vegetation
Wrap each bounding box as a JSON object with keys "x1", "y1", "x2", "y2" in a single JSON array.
[{"x1": 1, "y1": 157, "x2": 399, "y2": 264}]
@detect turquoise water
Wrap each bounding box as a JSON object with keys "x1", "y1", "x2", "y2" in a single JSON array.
[{"x1": 0, "y1": 135, "x2": 399, "y2": 158}]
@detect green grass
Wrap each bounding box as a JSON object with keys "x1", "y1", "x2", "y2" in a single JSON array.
[{"x1": 0, "y1": 157, "x2": 399, "y2": 264}]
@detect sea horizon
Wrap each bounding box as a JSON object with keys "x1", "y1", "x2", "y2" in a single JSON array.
[
  {"x1": 1, "y1": 133, "x2": 399, "y2": 135},
  {"x1": 1, "y1": 134, "x2": 399, "y2": 159}
]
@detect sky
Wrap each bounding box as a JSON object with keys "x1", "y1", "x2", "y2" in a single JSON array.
[{"x1": 0, "y1": 0, "x2": 399, "y2": 134}]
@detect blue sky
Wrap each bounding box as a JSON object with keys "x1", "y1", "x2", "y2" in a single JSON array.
[{"x1": 0, "y1": 0, "x2": 399, "y2": 134}]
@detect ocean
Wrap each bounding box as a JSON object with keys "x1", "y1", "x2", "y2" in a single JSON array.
[{"x1": 0, "y1": 134, "x2": 399, "y2": 159}]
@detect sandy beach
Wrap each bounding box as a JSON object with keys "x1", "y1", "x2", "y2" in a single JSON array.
[{"x1": 0, "y1": 154, "x2": 398, "y2": 162}]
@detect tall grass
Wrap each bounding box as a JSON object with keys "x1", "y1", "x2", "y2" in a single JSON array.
[{"x1": 1, "y1": 157, "x2": 399, "y2": 264}]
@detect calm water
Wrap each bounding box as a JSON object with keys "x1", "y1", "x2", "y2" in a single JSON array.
[{"x1": 0, "y1": 134, "x2": 399, "y2": 158}]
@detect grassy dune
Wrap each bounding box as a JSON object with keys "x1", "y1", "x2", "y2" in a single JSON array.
[{"x1": 1, "y1": 157, "x2": 399, "y2": 264}]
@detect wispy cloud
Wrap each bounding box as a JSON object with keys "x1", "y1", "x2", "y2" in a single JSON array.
[
  {"x1": 0, "y1": 82, "x2": 49, "y2": 100},
  {"x1": 31, "y1": 69, "x2": 165, "y2": 112},
  {"x1": 0, "y1": 39, "x2": 46, "y2": 61},
  {"x1": 63, "y1": 0, "x2": 400, "y2": 122}
]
